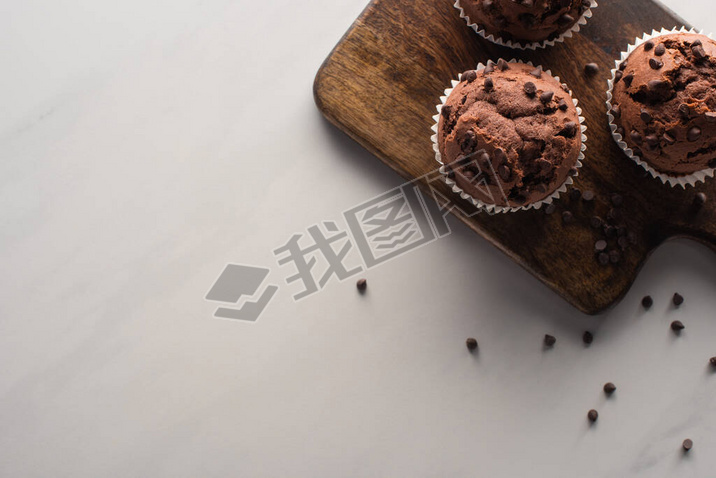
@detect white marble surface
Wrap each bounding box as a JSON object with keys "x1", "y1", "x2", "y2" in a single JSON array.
[{"x1": 1, "y1": 1, "x2": 716, "y2": 476}]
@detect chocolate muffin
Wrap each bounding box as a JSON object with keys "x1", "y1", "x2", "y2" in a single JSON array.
[
  {"x1": 457, "y1": 0, "x2": 594, "y2": 47},
  {"x1": 437, "y1": 61, "x2": 583, "y2": 208},
  {"x1": 610, "y1": 33, "x2": 716, "y2": 177}
]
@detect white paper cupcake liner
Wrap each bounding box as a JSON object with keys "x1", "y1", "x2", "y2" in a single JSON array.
[
  {"x1": 431, "y1": 59, "x2": 587, "y2": 215},
  {"x1": 454, "y1": 0, "x2": 598, "y2": 50},
  {"x1": 606, "y1": 27, "x2": 716, "y2": 188}
]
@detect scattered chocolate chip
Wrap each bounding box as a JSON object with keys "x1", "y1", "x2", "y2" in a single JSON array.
[
  {"x1": 530, "y1": 66, "x2": 543, "y2": 78},
  {"x1": 644, "y1": 41, "x2": 654, "y2": 51},
  {"x1": 562, "y1": 211, "x2": 574, "y2": 224},
  {"x1": 694, "y1": 192, "x2": 707, "y2": 208},
  {"x1": 590, "y1": 216, "x2": 603, "y2": 229},
  {"x1": 673, "y1": 293, "x2": 684, "y2": 307},
  {"x1": 595, "y1": 240, "x2": 607, "y2": 252},
  {"x1": 587, "y1": 409, "x2": 598, "y2": 422},
  {"x1": 561, "y1": 121, "x2": 578, "y2": 138},
  {"x1": 558, "y1": 13, "x2": 574, "y2": 25},
  {"x1": 692, "y1": 39, "x2": 703, "y2": 47},
  {"x1": 498, "y1": 164, "x2": 511, "y2": 181},
  {"x1": 640, "y1": 109, "x2": 652, "y2": 123},
  {"x1": 583, "y1": 331, "x2": 594, "y2": 344},
  {"x1": 623, "y1": 73, "x2": 634, "y2": 86},
  {"x1": 671, "y1": 320, "x2": 685, "y2": 332},
  {"x1": 441, "y1": 105, "x2": 452, "y2": 119},
  {"x1": 462, "y1": 70, "x2": 477, "y2": 83},
  {"x1": 466, "y1": 337, "x2": 478, "y2": 351},
  {"x1": 654, "y1": 43, "x2": 666, "y2": 56},
  {"x1": 582, "y1": 190, "x2": 595, "y2": 202},
  {"x1": 540, "y1": 91, "x2": 554, "y2": 103},
  {"x1": 642, "y1": 295, "x2": 653, "y2": 309},
  {"x1": 544, "y1": 334, "x2": 556, "y2": 347},
  {"x1": 559, "y1": 99, "x2": 569, "y2": 111},
  {"x1": 611, "y1": 194, "x2": 623, "y2": 207},
  {"x1": 524, "y1": 81, "x2": 537, "y2": 96},
  {"x1": 483, "y1": 63, "x2": 494, "y2": 74},
  {"x1": 604, "y1": 225, "x2": 617, "y2": 238},
  {"x1": 619, "y1": 60, "x2": 628, "y2": 70},
  {"x1": 705, "y1": 112, "x2": 716, "y2": 122},
  {"x1": 678, "y1": 103, "x2": 691, "y2": 118},
  {"x1": 630, "y1": 131, "x2": 643, "y2": 145},
  {"x1": 614, "y1": 70, "x2": 623, "y2": 82},
  {"x1": 484, "y1": 77, "x2": 494, "y2": 90},
  {"x1": 356, "y1": 278, "x2": 367, "y2": 291},
  {"x1": 649, "y1": 58, "x2": 663, "y2": 70},
  {"x1": 683, "y1": 439, "x2": 693, "y2": 452},
  {"x1": 598, "y1": 252, "x2": 609, "y2": 265},
  {"x1": 569, "y1": 188, "x2": 582, "y2": 201},
  {"x1": 688, "y1": 127, "x2": 702, "y2": 142},
  {"x1": 692, "y1": 44, "x2": 707, "y2": 60},
  {"x1": 645, "y1": 135, "x2": 659, "y2": 150},
  {"x1": 561, "y1": 83, "x2": 571, "y2": 93},
  {"x1": 663, "y1": 133, "x2": 676, "y2": 145},
  {"x1": 610, "y1": 105, "x2": 621, "y2": 118},
  {"x1": 497, "y1": 59, "x2": 509, "y2": 71},
  {"x1": 584, "y1": 63, "x2": 599, "y2": 76},
  {"x1": 603, "y1": 382, "x2": 616, "y2": 395},
  {"x1": 545, "y1": 203, "x2": 557, "y2": 215}
]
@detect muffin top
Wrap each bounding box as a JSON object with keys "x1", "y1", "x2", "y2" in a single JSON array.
[
  {"x1": 437, "y1": 61, "x2": 582, "y2": 208},
  {"x1": 610, "y1": 33, "x2": 716, "y2": 176},
  {"x1": 460, "y1": 0, "x2": 591, "y2": 45}
]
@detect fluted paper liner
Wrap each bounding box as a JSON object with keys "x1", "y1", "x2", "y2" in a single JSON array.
[
  {"x1": 431, "y1": 59, "x2": 587, "y2": 215},
  {"x1": 454, "y1": 0, "x2": 598, "y2": 50},
  {"x1": 606, "y1": 27, "x2": 716, "y2": 188}
]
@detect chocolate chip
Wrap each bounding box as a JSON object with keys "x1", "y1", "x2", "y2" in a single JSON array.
[
  {"x1": 559, "y1": 99, "x2": 569, "y2": 111},
  {"x1": 673, "y1": 293, "x2": 684, "y2": 306},
  {"x1": 663, "y1": 133, "x2": 676, "y2": 145},
  {"x1": 614, "y1": 70, "x2": 623, "y2": 82},
  {"x1": 671, "y1": 320, "x2": 685, "y2": 332},
  {"x1": 530, "y1": 66, "x2": 543, "y2": 78},
  {"x1": 654, "y1": 43, "x2": 666, "y2": 56},
  {"x1": 583, "y1": 331, "x2": 594, "y2": 344},
  {"x1": 441, "y1": 105, "x2": 452, "y2": 119},
  {"x1": 645, "y1": 135, "x2": 659, "y2": 150},
  {"x1": 630, "y1": 131, "x2": 643, "y2": 145},
  {"x1": 683, "y1": 439, "x2": 693, "y2": 452},
  {"x1": 679, "y1": 103, "x2": 691, "y2": 118},
  {"x1": 561, "y1": 83, "x2": 571, "y2": 93},
  {"x1": 692, "y1": 45, "x2": 707, "y2": 60},
  {"x1": 609, "y1": 250, "x2": 621, "y2": 264},
  {"x1": 584, "y1": 63, "x2": 599, "y2": 76},
  {"x1": 545, "y1": 203, "x2": 557, "y2": 215},
  {"x1": 558, "y1": 14, "x2": 574, "y2": 25},
  {"x1": 619, "y1": 60, "x2": 628, "y2": 70},
  {"x1": 524, "y1": 81, "x2": 537, "y2": 97},
  {"x1": 484, "y1": 77, "x2": 494, "y2": 90},
  {"x1": 497, "y1": 59, "x2": 509, "y2": 71},
  {"x1": 649, "y1": 58, "x2": 663, "y2": 69},
  {"x1": 688, "y1": 127, "x2": 702, "y2": 142},
  {"x1": 590, "y1": 216, "x2": 603, "y2": 229},
  {"x1": 466, "y1": 337, "x2": 478, "y2": 351},
  {"x1": 623, "y1": 73, "x2": 634, "y2": 86},
  {"x1": 483, "y1": 63, "x2": 494, "y2": 74},
  {"x1": 562, "y1": 211, "x2": 574, "y2": 224},
  {"x1": 544, "y1": 334, "x2": 556, "y2": 347},
  {"x1": 540, "y1": 91, "x2": 554, "y2": 103},
  {"x1": 569, "y1": 187, "x2": 581, "y2": 201},
  {"x1": 498, "y1": 164, "x2": 511, "y2": 181},
  {"x1": 582, "y1": 190, "x2": 594, "y2": 201},
  {"x1": 595, "y1": 240, "x2": 607, "y2": 252},
  {"x1": 610, "y1": 105, "x2": 621, "y2": 118},
  {"x1": 447, "y1": 170, "x2": 455, "y2": 180},
  {"x1": 640, "y1": 109, "x2": 652, "y2": 123},
  {"x1": 644, "y1": 41, "x2": 654, "y2": 51},
  {"x1": 706, "y1": 112, "x2": 716, "y2": 122},
  {"x1": 598, "y1": 252, "x2": 609, "y2": 265},
  {"x1": 710, "y1": 357, "x2": 716, "y2": 367},
  {"x1": 642, "y1": 295, "x2": 653, "y2": 309},
  {"x1": 603, "y1": 382, "x2": 616, "y2": 395},
  {"x1": 692, "y1": 39, "x2": 702, "y2": 47},
  {"x1": 587, "y1": 409, "x2": 598, "y2": 422},
  {"x1": 694, "y1": 192, "x2": 707, "y2": 207},
  {"x1": 560, "y1": 121, "x2": 578, "y2": 138},
  {"x1": 604, "y1": 225, "x2": 616, "y2": 238},
  {"x1": 462, "y1": 70, "x2": 477, "y2": 83},
  {"x1": 356, "y1": 278, "x2": 367, "y2": 291},
  {"x1": 611, "y1": 194, "x2": 623, "y2": 207}
]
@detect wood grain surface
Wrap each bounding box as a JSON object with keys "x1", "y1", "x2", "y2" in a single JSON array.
[{"x1": 313, "y1": 0, "x2": 715, "y2": 314}]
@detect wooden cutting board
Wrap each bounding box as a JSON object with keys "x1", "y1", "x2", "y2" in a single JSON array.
[{"x1": 313, "y1": 0, "x2": 715, "y2": 314}]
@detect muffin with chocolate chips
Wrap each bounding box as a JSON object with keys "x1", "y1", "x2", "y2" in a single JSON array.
[
  {"x1": 435, "y1": 60, "x2": 584, "y2": 211},
  {"x1": 609, "y1": 32, "x2": 716, "y2": 183},
  {"x1": 456, "y1": 0, "x2": 596, "y2": 48}
]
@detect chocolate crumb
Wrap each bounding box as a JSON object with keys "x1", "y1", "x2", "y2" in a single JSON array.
[
  {"x1": 671, "y1": 320, "x2": 685, "y2": 332},
  {"x1": 587, "y1": 409, "x2": 598, "y2": 422},
  {"x1": 466, "y1": 337, "x2": 478, "y2": 351},
  {"x1": 356, "y1": 278, "x2": 367, "y2": 291},
  {"x1": 544, "y1": 334, "x2": 556, "y2": 347},
  {"x1": 642, "y1": 295, "x2": 653, "y2": 308},
  {"x1": 673, "y1": 293, "x2": 684, "y2": 307},
  {"x1": 603, "y1": 382, "x2": 616, "y2": 395}
]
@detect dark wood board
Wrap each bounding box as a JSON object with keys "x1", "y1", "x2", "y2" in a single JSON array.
[{"x1": 313, "y1": 0, "x2": 715, "y2": 314}]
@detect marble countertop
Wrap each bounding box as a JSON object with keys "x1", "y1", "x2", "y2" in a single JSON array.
[{"x1": 1, "y1": 1, "x2": 715, "y2": 476}]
